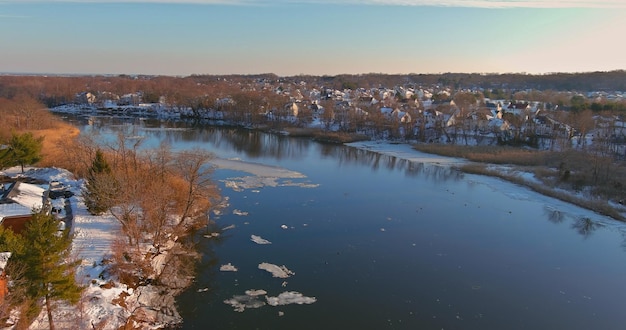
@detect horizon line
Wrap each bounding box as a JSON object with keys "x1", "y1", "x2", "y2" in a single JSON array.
[
  {"x1": 3, "y1": 0, "x2": 626, "y2": 9},
  {"x1": 2, "y1": 69, "x2": 625, "y2": 78}
]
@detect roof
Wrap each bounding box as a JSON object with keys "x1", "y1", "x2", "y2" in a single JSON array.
[
  {"x1": 0, "y1": 181, "x2": 45, "y2": 220},
  {"x1": 5, "y1": 182, "x2": 45, "y2": 210}
]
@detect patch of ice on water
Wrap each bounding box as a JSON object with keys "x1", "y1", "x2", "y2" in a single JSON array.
[
  {"x1": 258, "y1": 262, "x2": 294, "y2": 278},
  {"x1": 266, "y1": 291, "x2": 316, "y2": 306},
  {"x1": 222, "y1": 224, "x2": 236, "y2": 231},
  {"x1": 245, "y1": 289, "x2": 267, "y2": 296},
  {"x1": 233, "y1": 209, "x2": 248, "y2": 216},
  {"x1": 251, "y1": 235, "x2": 272, "y2": 245},
  {"x1": 221, "y1": 176, "x2": 319, "y2": 191},
  {"x1": 220, "y1": 263, "x2": 238, "y2": 272},
  {"x1": 224, "y1": 294, "x2": 266, "y2": 312},
  {"x1": 280, "y1": 224, "x2": 288, "y2": 229},
  {"x1": 211, "y1": 158, "x2": 305, "y2": 178}
]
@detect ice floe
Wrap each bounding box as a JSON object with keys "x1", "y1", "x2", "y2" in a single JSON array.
[
  {"x1": 266, "y1": 291, "x2": 316, "y2": 306},
  {"x1": 224, "y1": 290, "x2": 315, "y2": 312},
  {"x1": 258, "y1": 262, "x2": 294, "y2": 278},
  {"x1": 245, "y1": 289, "x2": 267, "y2": 296},
  {"x1": 224, "y1": 294, "x2": 266, "y2": 312},
  {"x1": 222, "y1": 224, "x2": 236, "y2": 231},
  {"x1": 251, "y1": 235, "x2": 272, "y2": 245},
  {"x1": 220, "y1": 263, "x2": 238, "y2": 272},
  {"x1": 211, "y1": 158, "x2": 305, "y2": 178},
  {"x1": 233, "y1": 209, "x2": 249, "y2": 216}
]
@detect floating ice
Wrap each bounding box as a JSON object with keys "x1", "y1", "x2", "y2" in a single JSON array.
[
  {"x1": 222, "y1": 224, "x2": 236, "y2": 231},
  {"x1": 224, "y1": 294, "x2": 266, "y2": 312},
  {"x1": 280, "y1": 224, "x2": 288, "y2": 229},
  {"x1": 251, "y1": 235, "x2": 272, "y2": 245},
  {"x1": 220, "y1": 263, "x2": 238, "y2": 272},
  {"x1": 245, "y1": 289, "x2": 267, "y2": 296},
  {"x1": 266, "y1": 291, "x2": 316, "y2": 306},
  {"x1": 211, "y1": 158, "x2": 305, "y2": 178},
  {"x1": 258, "y1": 262, "x2": 294, "y2": 278},
  {"x1": 233, "y1": 209, "x2": 249, "y2": 216}
]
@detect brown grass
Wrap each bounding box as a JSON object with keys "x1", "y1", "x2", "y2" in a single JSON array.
[
  {"x1": 31, "y1": 121, "x2": 81, "y2": 167},
  {"x1": 277, "y1": 127, "x2": 369, "y2": 143},
  {"x1": 414, "y1": 144, "x2": 550, "y2": 166}
]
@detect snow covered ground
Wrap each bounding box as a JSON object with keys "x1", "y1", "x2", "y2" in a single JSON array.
[{"x1": 0, "y1": 156, "x2": 324, "y2": 329}]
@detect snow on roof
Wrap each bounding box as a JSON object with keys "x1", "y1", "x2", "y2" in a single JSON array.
[
  {"x1": 0, "y1": 202, "x2": 34, "y2": 219},
  {"x1": 8, "y1": 182, "x2": 45, "y2": 211}
]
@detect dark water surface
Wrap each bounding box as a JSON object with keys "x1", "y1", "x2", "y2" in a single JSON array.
[{"x1": 68, "y1": 115, "x2": 626, "y2": 329}]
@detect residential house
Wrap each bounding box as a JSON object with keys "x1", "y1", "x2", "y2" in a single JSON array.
[{"x1": 0, "y1": 181, "x2": 47, "y2": 234}]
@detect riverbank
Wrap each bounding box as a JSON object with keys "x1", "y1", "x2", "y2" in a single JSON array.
[{"x1": 347, "y1": 141, "x2": 626, "y2": 221}]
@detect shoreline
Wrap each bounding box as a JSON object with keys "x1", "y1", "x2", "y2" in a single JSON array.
[{"x1": 345, "y1": 140, "x2": 626, "y2": 221}]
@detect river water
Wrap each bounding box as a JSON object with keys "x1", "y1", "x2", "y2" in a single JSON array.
[{"x1": 67, "y1": 115, "x2": 626, "y2": 329}]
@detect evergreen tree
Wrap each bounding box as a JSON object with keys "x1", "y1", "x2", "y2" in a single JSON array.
[
  {"x1": 16, "y1": 212, "x2": 83, "y2": 330},
  {"x1": 0, "y1": 226, "x2": 26, "y2": 321},
  {"x1": 0, "y1": 132, "x2": 44, "y2": 172},
  {"x1": 90, "y1": 148, "x2": 111, "y2": 174},
  {"x1": 84, "y1": 149, "x2": 117, "y2": 215}
]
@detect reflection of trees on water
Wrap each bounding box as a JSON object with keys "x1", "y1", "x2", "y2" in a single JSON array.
[
  {"x1": 544, "y1": 206, "x2": 565, "y2": 224},
  {"x1": 571, "y1": 217, "x2": 603, "y2": 238},
  {"x1": 79, "y1": 116, "x2": 314, "y2": 160},
  {"x1": 325, "y1": 145, "x2": 464, "y2": 183},
  {"x1": 78, "y1": 115, "x2": 465, "y2": 183},
  {"x1": 544, "y1": 206, "x2": 605, "y2": 239}
]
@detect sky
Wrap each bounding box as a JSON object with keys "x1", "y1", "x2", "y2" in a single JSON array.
[{"x1": 1, "y1": 0, "x2": 625, "y2": 76}]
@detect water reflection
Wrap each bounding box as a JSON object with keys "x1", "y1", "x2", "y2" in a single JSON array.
[
  {"x1": 544, "y1": 205, "x2": 566, "y2": 224},
  {"x1": 324, "y1": 144, "x2": 464, "y2": 182},
  {"x1": 64, "y1": 114, "x2": 465, "y2": 184},
  {"x1": 571, "y1": 216, "x2": 603, "y2": 238}
]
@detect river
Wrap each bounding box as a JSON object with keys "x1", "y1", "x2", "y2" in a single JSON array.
[{"x1": 66, "y1": 115, "x2": 626, "y2": 329}]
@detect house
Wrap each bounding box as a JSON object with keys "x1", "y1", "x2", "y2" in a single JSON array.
[
  {"x1": 284, "y1": 102, "x2": 299, "y2": 117},
  {"x1": 0, "y1": 181, "x2": 47, "y2": 234}
]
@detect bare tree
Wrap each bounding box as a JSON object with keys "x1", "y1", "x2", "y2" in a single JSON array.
[{"x1": 170, "y1": 149, "x2": 217, "y2": 233}]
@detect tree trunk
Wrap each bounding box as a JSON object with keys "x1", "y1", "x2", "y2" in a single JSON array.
[{"x1": 46, "y1": 294, "x2": 55, "y2": 330}]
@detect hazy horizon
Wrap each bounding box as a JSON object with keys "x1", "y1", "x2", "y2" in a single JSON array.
[{"x1": 1, "y1": 0, "x2": 625, "y2": 76}]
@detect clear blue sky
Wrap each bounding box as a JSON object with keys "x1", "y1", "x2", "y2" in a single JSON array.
[{"x1": 1, "y1": 0, "x2": 625, "y2": 76}]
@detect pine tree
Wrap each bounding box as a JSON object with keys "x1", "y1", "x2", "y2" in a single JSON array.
[
  {"x1": 0, "y1": 226, "x2": 26, "y2": 321},
  {"x1": 90, "y1": 149, "x2": 111, "y2": 174},
  {"x1": 0, "y1": 132, "x2": 44, "y2": 172},
  {"x1": 84, "y1": 149, "x2": 117, "y2": 215},
  {"x1": 16, "y1": 212, "x2": 83, "y2": 330}
]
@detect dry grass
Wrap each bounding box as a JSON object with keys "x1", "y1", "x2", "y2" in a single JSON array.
[
  {"x1": 414, "y1": 144, "x2": 550, "y2": 166},
  {"x1": 31, "y1": 122, "x2": 81, "y2": 167},
  {"x1": 312, "y1": 131, "x2": 370, "y2": 144}
]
